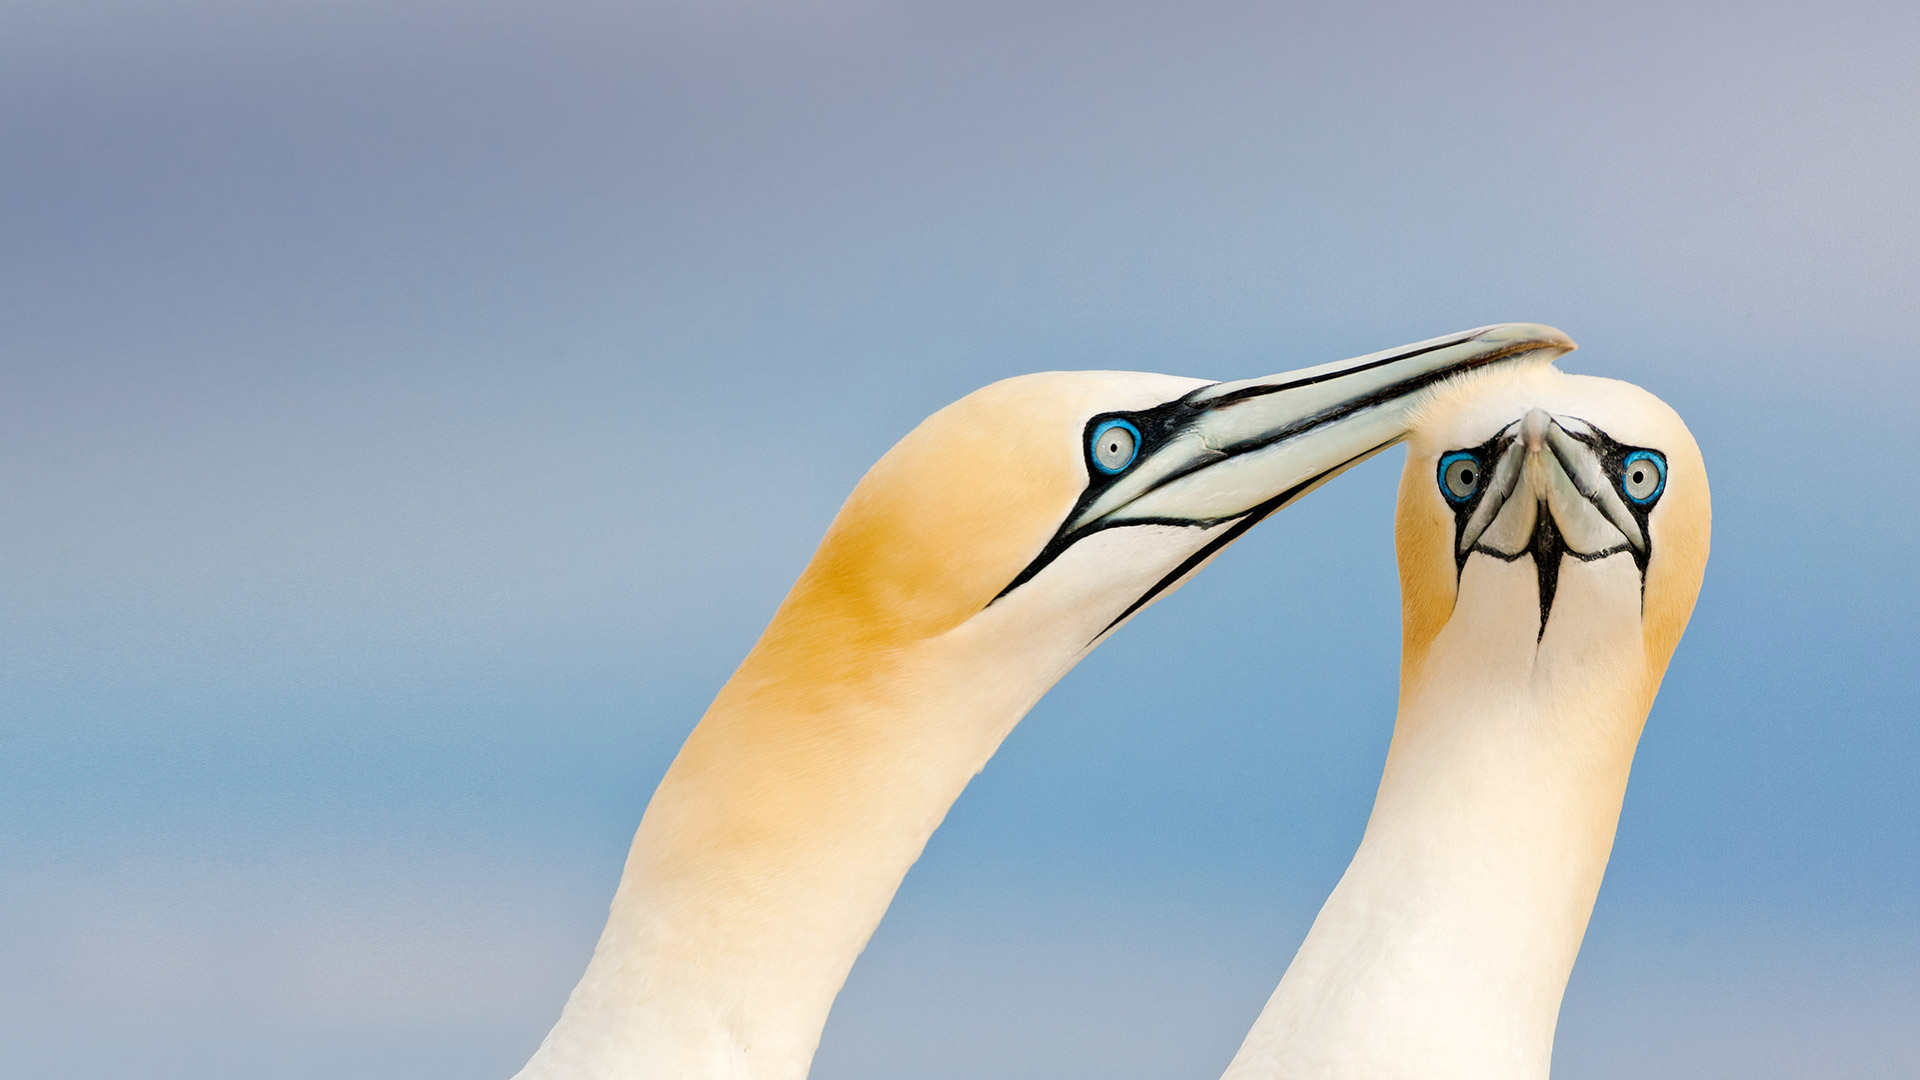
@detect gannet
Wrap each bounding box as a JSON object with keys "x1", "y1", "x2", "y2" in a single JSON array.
[
  {"x1": 1221, "y1": 365, "x2": 1710, "y2": 1080},
  {"x1": 511, "y1": 325, "x2": 1575, "y2": 1080}
]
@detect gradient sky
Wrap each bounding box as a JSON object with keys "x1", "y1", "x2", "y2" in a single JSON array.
[{"x1": 3, "y1": 2, "x2": 1916, "y2": 1077}]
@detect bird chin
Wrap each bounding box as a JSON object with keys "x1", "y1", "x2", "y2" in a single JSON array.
[{"x1": 1468, "y1": 496, "x2": 1635, "y2": 641}]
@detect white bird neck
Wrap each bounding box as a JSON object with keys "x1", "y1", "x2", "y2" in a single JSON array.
[
  {"x1": 1223, "y1": 555, "x2": 1658, "y2": 1080},
  {"x1": 512, "y1": 583, "x2": 1094, "y2": 1080}
]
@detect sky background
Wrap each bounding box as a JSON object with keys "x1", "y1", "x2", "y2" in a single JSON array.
[{"x1": 3, "y1": 1, "x2": 1916, "y2": 1077}]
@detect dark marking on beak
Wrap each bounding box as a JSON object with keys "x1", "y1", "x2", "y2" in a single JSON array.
[{"x1": 1084, "y1": 442, "x2": 1387, "y2": 646}]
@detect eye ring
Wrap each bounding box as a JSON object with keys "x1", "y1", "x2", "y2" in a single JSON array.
[
  {"x1": 1437, "y1": 451, "x2": 1483, "y2": 505},
  {"x1": 1619, "y1": 449, "x2": 1666, "y2": 504},
  {"x1": 1089, "y1": 418, "x2": 1140, "y2": 475}
]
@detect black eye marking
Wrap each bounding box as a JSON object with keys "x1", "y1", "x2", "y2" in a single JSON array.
[
  {"x1": 1437, "y1": 430, "x2": 1511, "y2": 576},
  {"x1": 1441, "y1": 418, "x2": 1669, "y2": 640},
  {"x1": 1085, "y1": 442, "x2": 1385, "y2": 645},
  {"x1": 990, "y1": 387, "x2": 1392, "y2": 638},
  {"x1": 992, "y1": 394, "x2": 1214, "y2": 601},
  {"x1": 992, "y1": 331, "x2": 1541, "y2": 611}
]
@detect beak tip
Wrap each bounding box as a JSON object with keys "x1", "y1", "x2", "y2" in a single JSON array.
[
  {"x1": 1523, "y1": 408, "x2": 1552, "y2": 451},
  {"x1": 1473, "y1": 322, "x2": 1578, "y2": 358}
]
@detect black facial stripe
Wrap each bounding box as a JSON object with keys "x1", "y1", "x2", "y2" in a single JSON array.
[
  {"x1": 1444, "y1": 416, "x2": 1665, "y2": 639},
  {"x1": 990, "y1": 394, "x2": 1227, "y2": 602},
  {"x1": 1443, "y1": 430, "x2": 1516, "y2": 576},
  {"x1": 997, "y1": 341, "x2": 1543, "y2": 604},
  {"x1": 1469, "y1": 543, "x2": 1629, "y2": 564},
  {"x1": 1467, "y1": 528, "x2": 1630, "y2": 641},
  {"x1": 1531, "y1": 509, "x2": 1564, "y2": 640},
  {"x1": 1084, "y1": 443, "x2": 1389, "y2": 645},
  {"x1": 1136, "y1": 335, "x2": 1548, "y2": 504},
  {"x1": 1556, "y1": 415, "x2": 1662, "y2": 576}
]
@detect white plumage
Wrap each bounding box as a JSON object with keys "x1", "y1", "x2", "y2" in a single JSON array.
[
  {"x1": 1225, "y1": 365, "x2": 1710, "y2": 1079},
  {"x1": 509, "y1": 326, "x2": 1573, "y2": 1080}
]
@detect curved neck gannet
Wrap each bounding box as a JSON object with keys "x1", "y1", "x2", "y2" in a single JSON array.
[
  {"x1": 1222, "y1": 366, "x2": 1710, "y2": 1080},
  {"x1": 511, "y1": 325, "x2": 1575, "y2": 1080}
]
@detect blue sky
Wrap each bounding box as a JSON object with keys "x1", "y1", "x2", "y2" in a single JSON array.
[{"x1": 2, "y1": 2, "x2": 1915, "y2": 1077}]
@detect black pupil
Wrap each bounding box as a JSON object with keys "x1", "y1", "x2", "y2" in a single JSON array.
[
  {"x1": 1459, "y1": 467, "x2": 1475, "y2": 486},
  {"x1": 1632, "y1": 468, "x2": 1645, "y2": 483}
]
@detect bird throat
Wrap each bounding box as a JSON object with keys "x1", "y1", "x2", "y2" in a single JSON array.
[
  {"x1": 1462, "y1": 497, "x2": 1638, "y2": 643},
  {"x1": 1456, "y1": 496, "x2": 1569, "y2": 643}
]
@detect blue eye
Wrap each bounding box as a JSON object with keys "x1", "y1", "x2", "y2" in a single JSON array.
[
  {"x1": 1438, "y1": 451, "x2": 1482, "y2": 504},
  {"x1": 1619, "y1": 450, "x2": 1666, "y2": 504},
  {"x1": 1089, "y1": 419, "x2": 1140, "y2": 474}
]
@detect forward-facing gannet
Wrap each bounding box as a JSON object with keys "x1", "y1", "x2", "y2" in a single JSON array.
[
  {"x1": 1221, "y1": 365, "x2": 1710, "y2": 1080},
  {"x1": 512, "y1": 325, "x2": 1575, "y2": 1080}
]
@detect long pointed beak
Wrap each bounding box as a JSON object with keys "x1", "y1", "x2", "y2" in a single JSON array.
[
  {"x1": 996, "y1": 323, "x2": 1575, "y2": 607},
  {"x1": 1072, "y1": 322, "x2": 1575, "y2": 532}
]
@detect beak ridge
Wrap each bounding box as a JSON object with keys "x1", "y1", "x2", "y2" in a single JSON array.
[{"x1": 1081, "y1": 323, "x2": 1575, "y2": 531}]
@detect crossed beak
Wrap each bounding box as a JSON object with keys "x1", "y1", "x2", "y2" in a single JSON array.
[
  {"x1": 998, "y1": 323, "x2": 1578, "y2": 620},
  {"x1": 1077, "y1": 324, "x2": 1577, "y2": 535}
]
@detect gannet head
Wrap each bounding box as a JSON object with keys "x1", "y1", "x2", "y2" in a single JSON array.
[
  {"x1": 764, "y1": 325, "x2": 1576, "y2": 675},
  {"x1": 1396, "y1": 365, "x2": 1711, "y2": 700},
  {"x1": 572, "y1": 328, "x2": 1567, "y2": 1080}
]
